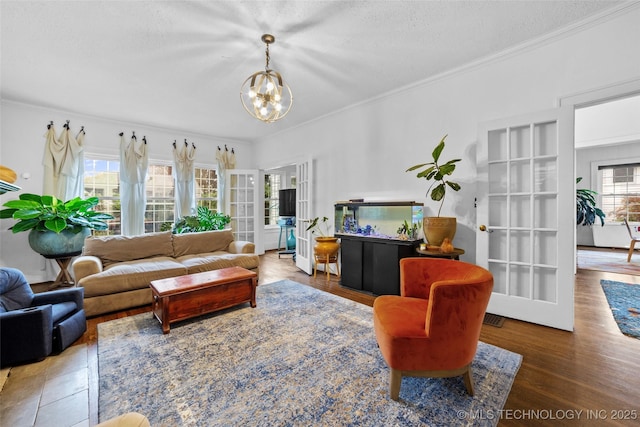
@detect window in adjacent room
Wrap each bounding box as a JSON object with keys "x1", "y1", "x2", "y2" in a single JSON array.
[
  {"x1": 264, "y1": 173, "x2": 281, "y2": 226},
  {"x1": 598, "y1": 163, "x2": 640, "y2": 222}
]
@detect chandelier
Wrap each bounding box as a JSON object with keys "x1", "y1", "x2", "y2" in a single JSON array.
[{"x1": 240, "y1": 34, "x2": 293, "y2": 123}]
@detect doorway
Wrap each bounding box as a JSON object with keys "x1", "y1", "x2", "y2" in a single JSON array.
[{"x1": 573, "y1": 92, "x2": 640, "y2": 275}]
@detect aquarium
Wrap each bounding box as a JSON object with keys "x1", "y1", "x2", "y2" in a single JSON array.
[{"x1": 334, "y1": 201, "x2": 424, "y2": 240}]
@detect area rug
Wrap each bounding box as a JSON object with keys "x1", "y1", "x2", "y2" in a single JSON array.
[
  {"x1": 600, "y1": 279, "x2": 640, "y2": 339},
  {"x1": 98, "y1": 280, "x2": 522, "y2": 426}
]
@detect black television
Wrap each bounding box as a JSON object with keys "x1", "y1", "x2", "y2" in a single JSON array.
[{"x1": 279, "y1": 189, "x2": 296, "y2": 217}]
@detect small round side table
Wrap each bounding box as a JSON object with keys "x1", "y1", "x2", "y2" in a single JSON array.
[{"x1": 415, "y1": 247, "x2": 465, "y2": 260}]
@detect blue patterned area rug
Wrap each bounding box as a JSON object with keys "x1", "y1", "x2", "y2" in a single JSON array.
[
  {"x1": 600, "y1": 280, "x2": 640, "y2": 339},
  {"x1": 98, "y1": 280, "x2": 522, "y2": 426}
]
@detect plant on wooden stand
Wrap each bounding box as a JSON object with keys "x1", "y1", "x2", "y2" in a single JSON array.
[
  {"x1": 406, "y1": 134, "x2": 461, "y2": 246},
  {"x1": 306, "y1": 216, "x2": 340, "y2": 258},
  {"x1": 0, "y1": 193, "x2": 113, "y2": 256}
]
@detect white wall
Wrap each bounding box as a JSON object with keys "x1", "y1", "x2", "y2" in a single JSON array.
[
  {"x1": 253, "y1": 5, "x2": 640, "y2": 264},
  {"x1": 0, "y1": 101, "x2": 253, "y2": 282}
]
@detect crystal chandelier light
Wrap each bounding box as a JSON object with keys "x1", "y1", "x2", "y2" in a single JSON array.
[{"x1": 240, "y1": 34, "x2": 293, "y2": 123}]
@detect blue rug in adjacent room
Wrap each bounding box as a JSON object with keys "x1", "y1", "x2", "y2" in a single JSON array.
[
  {"x1": 98, "y1": 280, "x2": 523, "y2": 426},
  {"x1": 600, "y1": 279, "x2": 640, "y2": 339}
]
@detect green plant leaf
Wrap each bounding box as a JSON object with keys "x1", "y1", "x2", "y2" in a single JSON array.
[
  {"x1": 438, "y1": 163, "x2": 456, "y2": 177},
  {"x1": 45, "y1": 217, "x2": 67, "y2": 233},
  {"x1": 11, "y1": 218, "x2": 39, "y2": 233},
  {"x1": 416, "y1": 165, "x2": 435, "y2": 178},
  {"x1": 2, "y1": 199, "x2": 41, "y2": 210},
  {"x1": 406, "y1": 162, "x2": 432, "y2": 172},
  {"x1": 425, "y1": 169, "x2": 437, "y2": 180},
  {"x1": 431, "y1": 183, "x2": 446, "y2": 201},
  {"x1": 12, "y1": 209, "x2": 42, "y2": 220},
  {"x1": 19, "y1": 193, "x2": 42, "y2": 203},
  {"x1": 88, "y1": 220, "x2": 110, "y2": 231},
  {"x1": 446, "y1": 181, "x2": 461, "y2": 191},
  {"x1": 41, "y1": 195, "x2": 59, "y2": 209},
  {"x1": 0, "y1": 208, "x2": 17, "y2": 219},
  {"x1": 432, "y1": 140, "x2": 445, "y2": 163}
]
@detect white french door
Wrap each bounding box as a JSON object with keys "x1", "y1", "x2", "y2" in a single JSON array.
[
  {"x1": 225, "y1": 169, "x2": 264, "y2": 255},
  {"x1": 477, "y1": 107, "x2": 574, "y2": 331},
  {"x1": 295, "y1": 158, "x2": 314, "y2": 275}
]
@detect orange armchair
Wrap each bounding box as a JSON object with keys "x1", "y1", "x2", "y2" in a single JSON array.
[{"x1": 373, "y1": 257, "x2": 493, "y2": 400}]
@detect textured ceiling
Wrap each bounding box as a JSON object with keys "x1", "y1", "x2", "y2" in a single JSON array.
[{"x1": 0, "y1": 1, "x2": 625, "y2": 142}]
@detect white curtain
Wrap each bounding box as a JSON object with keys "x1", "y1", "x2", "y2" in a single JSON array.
[
  {"x1": 42, "y1": 121, "x2": 84, "y2": 200},
  {"x1": 173, "y1": 140, "x2": 196, "y2": 218},
  {"x1": 120, "y1": 133, "x2": 148, "y2": 236},
  {"x1": 216, "y1": 145, "x2": 236, "y2": 212}
]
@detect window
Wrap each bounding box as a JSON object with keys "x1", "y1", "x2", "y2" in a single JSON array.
[
  {"x1": 145, "y1": 165, "x2": 175, "y2": 233},
  {"x1": 84, "y1": 156, "x2": 218, "y2": 235},
  {"x1": 264, "y1": 173, "x2": 281, "y2": 226},
  {"x1": 84, "y1": 158, "x2": 121, "y2": 235},
  {"x1": 598, "y1": 163, "x2": 640, "y2": 222}
]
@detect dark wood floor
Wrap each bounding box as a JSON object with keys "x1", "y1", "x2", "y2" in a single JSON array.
[{"x1": 78, "y1": 251, "x2": 640, "y2": 426}]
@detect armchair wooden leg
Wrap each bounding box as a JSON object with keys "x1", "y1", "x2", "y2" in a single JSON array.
[
  {"x1": 628, "y1": 240, "x2": 636, "y2": 262},
  {"x1": 390, "y1": 368, "x2": 402, "y2": 401},
  {"x1": 463, "y1": 366, "x2": 475, "y2": 396}
]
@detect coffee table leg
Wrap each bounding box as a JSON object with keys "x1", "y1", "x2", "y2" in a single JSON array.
[
  {"x1": 250, "y1": 277, "x2": 257, "y2": 308},
  {"x1": 161, "y1": 297, "x2": 171, "y2": 334}
]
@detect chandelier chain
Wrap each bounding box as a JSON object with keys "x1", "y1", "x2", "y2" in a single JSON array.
[{"x1": 265, "y1": 43, "x2": 271, "y2": 71}]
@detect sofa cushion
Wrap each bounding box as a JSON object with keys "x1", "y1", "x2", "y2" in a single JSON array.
[
  {"x1": 172, "y1": 230, "x2": 235, "y2": 257},
  {"x1": 82, "y1": 231, "x2": 174, "y2": 266},
  {"x1": 0, "y1": 267, "x2": 34, "y2": 312},
  {"x1": 78, "y1": 257, "x2": 187, "y2": 298},
  {"x1": 177, "y1": 252, "x2": 260, "y2": 274}
]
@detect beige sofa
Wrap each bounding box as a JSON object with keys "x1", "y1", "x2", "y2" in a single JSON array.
[{"x1": 72, "y1": 229, "x2": 259, "y2": 317}]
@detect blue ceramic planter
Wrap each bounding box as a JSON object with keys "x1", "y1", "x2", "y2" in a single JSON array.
[{"x1": 28, "y1": 228, "x2": 90, "y2": 257}]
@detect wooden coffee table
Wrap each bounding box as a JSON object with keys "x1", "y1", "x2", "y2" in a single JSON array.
[{"x1": 149, "y1": 266, "x2": 257, "y2": 334}]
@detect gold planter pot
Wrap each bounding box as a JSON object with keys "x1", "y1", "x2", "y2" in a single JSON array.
[
  {"x1": 423, "y1": 217, "x2": 457, "y2": 247},
  {"x1": 314, "y1": 236, "x2": 340, "y2": 257}
]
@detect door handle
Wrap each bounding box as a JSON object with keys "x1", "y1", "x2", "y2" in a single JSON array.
[{"x1": 479, "y1": 225, "x2": 492, "y2": 233}]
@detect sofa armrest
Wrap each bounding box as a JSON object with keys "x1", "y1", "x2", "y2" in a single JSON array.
[
  {"x1": 32, "y1": 287, "x2": 84, "y2": 308},
  {"x1": 228, "y1": 240, "x2": 255, "y2": 254},
  {"x1": 0, "y1": 305, "x2": 53, "y2": 366},
  {"x1": 72, "y1": 256, "x2": 103, "y2": 282}
]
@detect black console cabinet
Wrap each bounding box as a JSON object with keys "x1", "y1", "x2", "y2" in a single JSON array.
[{"x1": 339, "y1": 234, "x2": 421, "y2": 295}]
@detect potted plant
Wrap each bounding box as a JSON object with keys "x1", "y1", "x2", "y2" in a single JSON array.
[
  {"x1": 306, "y1": 216, "x2": 340, "y2": 258},
  {"x1": 576, "y1": 177, "x2": 605, "y2": 226},
  {"x1": 406, "y1": 134, "x2": 461, "y2": 246},
  {"x1": 0, "y1": 193, "x2": 113, "y2": 256},
  {"x1": 161, "y1": 206, "x2": 231, "y2": 234}
]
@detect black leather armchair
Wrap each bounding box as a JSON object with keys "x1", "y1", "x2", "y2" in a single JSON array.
[{"x1": 0, "y1": 267, "x2": 87, "y2": 368}]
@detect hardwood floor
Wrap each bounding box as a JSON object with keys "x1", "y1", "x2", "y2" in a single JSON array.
[{"x1": 78, "y1": 251, "x2": 640, "y2": 426}]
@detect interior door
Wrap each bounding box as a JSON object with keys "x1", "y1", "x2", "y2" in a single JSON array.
[
  {"x1": 477, "y1": 107, "x2": 574, "y2": 331},
  {"x1": 295, "y1": 158, "x2": 313, "y2": 275},
  {"x1": 225, "y1": 169, "x2": 264, "y2": 255}
]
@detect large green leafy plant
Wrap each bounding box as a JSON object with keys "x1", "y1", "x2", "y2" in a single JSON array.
[
  {"x1": 161, "y1": 206, "x2": 230, "y2": 234},
  {"x1": 0, "y1": 193, "x2": 113, "y2": 233},
  {"x1": 576, "y1": 177, "x2": 605, "y2": 226},
  {"x1": 406, "y1": 134, "x2": 461, "y2": 217}
]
